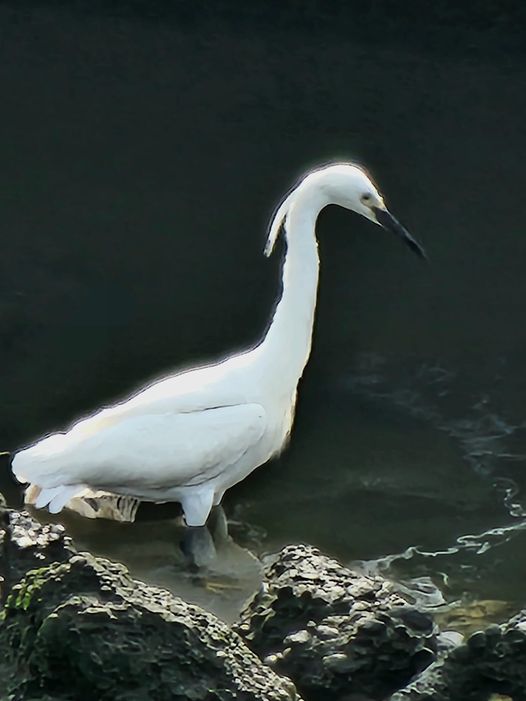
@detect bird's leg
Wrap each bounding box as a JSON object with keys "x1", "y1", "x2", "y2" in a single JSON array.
[
  {"x1": 207, "y1": 505, "x2": 229, "y2": 543},
  {"x1": 212, "y1": 490, "x2": 224, "y2": 507},
  {"x1": 180, "y1": 488, "x2": 215, "y2": 528},
  {"x1": 203, "y1": 519, "x2": 243, "y2": 593},
  {"x1": 179, "y1": 506, "x2": 242, "y2": 593},
  {"x1": 180, "y1": 525, "x2": 217, "y2": 569},
  {"x1": 178, "y1": 504, "x2": 228, "y2": 572},
  {"x1": 179, "y1": 489, "x2": 217, "y2": 570}
]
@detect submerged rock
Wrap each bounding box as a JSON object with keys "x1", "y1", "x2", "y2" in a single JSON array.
[
  {"x1": 1, "y1": 552, "x2": 301, "y2": 701},
  {"x1": 235, "y1": 544, "x2": 438, "y2": 701},
  {"x1": 434, "y1": 599, "x2": 518, "y2": 638},
  {"x1": 390, "y1": 611, "x2": 526, "y2": 700}
]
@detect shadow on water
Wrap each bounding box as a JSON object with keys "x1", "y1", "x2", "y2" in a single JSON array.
[{"x1": 1, "y1": 2, "x2": 526, "y2": 622}]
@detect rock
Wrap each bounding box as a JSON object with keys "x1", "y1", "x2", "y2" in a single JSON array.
[
  {"x1": 0, "y1": 493, "x2": 81, "y2": 607},
  {"x1": 235, "y1": 544, "x2": 438, "y2": 701},
  {"x1": 0, "y1": 492, "x2": 10, "y2": 604},
  {"x1": 19, "y1": 500, "x2": 526, "y2": 701},
  {"x1": 6, "y1": 509, "x2": 77, "y2": 585},
  {"x1": 389, "y1": 612, "x2": 526, "y2": 700},
  {"x1": 0, "y1": 498, "x2": 299, "y2": 701},
  {"x1": 1, "y1": 552, "x2": 302, "y2": 701}
]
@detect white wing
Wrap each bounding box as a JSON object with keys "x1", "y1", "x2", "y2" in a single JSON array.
[
  {"x1": 13, "y1": 403, "x2": 266, "y2": 496},
  {"x1": 62, "y1": 352, "x2": 256, "y2": 441}
]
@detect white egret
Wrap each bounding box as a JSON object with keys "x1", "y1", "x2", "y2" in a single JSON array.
[{"x1": 12, "y1": 163, "x2": 426, "y2": 527}]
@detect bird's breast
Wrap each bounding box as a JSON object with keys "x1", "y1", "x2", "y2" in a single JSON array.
[{"x1": 261, "y1": 393, "x2": 298, "y2": 457}]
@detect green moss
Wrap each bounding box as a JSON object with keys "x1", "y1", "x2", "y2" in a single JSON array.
[
  {"x1": 0, "y1": 553, "x2": 302, "y2": 701},
  {"x1": 6, "y1": 566, "x2": 51, "y2": 612}
]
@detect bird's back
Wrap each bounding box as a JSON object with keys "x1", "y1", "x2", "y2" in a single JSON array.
[{"x1": 12, "y1": 350, "x2": 262, "y2": 490}]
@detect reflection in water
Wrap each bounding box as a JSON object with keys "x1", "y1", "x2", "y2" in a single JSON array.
[
  {"x1": 67, "y1": 491, "x2": 141, "y2": 522},
  {"x1": 30, "y1": 504, "x2": 263, "y2": 624}
]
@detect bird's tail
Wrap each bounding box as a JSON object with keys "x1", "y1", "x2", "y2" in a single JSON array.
[
  {"x1": 10, "y1": 434, "x2": 90, "y2": 513},
  {"x1": 25, "y1": 483, "x2": 86, "y2": 513}
]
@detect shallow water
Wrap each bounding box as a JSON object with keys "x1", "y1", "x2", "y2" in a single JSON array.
[{"x1": 1, "y1": 3, "x2": 526, "y2": 624}]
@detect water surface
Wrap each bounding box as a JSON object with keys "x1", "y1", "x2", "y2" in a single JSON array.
[{"x1": 1, "y1": 3, "x2": 525, "y2": 623}]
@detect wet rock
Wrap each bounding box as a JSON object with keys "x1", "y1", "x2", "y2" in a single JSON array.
[
  {"x1": 390, "y1": 611, "x2": 526, "y2": 700},
  {"x1": 235, "y1": 544, "x2": 438, "y2": 701},
  {"x1": 1, "y1": 552, "x2": 301, "y2": 701},
  {"x1": 5, "y1": 509, "x2": 77, "y2": 587},
  {"x1": 0, "y1": 497, "x2": 299, "y2": 700},
  {"x1": 0, "y1": 490, "x2": 77, "y2": 602},
  {"x1": 0, "y1": 492, "x2": 10, "y2": 604}
]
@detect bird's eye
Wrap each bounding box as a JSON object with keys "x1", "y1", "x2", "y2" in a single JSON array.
[{"x1": 361, "y1": 193, "x2": 373, "y2": 204}]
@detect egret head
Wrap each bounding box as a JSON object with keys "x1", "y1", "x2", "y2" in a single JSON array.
[
  {"x1": 307, "y1": 163, "x2": 384, "y2": 220},
  {"x1": 265, "y1": 163, "x2": 427, "y2": 260},
  {"x1": 310, "y1": 163, "x2": 427, "y2": 260}
]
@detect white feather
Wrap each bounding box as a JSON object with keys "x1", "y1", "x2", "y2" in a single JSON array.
[
  {"x1": 13, "y1": 163, "x2": 417, "y2": 526},
  {"x1": 264, "y1": 188, "x2": 296, "y2": 257}
]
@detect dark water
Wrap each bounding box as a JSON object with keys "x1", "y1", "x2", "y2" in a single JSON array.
[{"x1": 1, "y1": 3, "x2": 526, "y2": 622}]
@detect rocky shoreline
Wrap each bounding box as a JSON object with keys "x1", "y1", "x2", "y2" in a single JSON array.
[{"x1": 1, "y1": 496, "x2": 525, "y2": 701}]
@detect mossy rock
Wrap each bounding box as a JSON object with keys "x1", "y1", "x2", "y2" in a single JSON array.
[{"x1": 0, "y1": 554, "x2": 300, "y2": 701}]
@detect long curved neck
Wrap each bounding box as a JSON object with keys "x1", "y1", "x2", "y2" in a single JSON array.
[{"x1": 257, "y1": 183, "x2": 329, "y2": 393}]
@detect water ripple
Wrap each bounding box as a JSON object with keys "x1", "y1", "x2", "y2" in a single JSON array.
[{"x1": 346, "y1": 353, "x2": 526, "y2": 581}]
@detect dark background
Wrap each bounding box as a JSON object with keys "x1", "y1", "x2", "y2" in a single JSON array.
[{"x1": 1, "y1": 1, "x2": 525, "y2": 446}]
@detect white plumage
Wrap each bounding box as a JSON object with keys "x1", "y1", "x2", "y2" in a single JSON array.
[{"x1": 12, "y1": 163, "x2": 425, "y2": 526}]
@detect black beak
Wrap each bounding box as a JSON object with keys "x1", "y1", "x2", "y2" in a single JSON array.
[{"x1": 373, "y1": 207, "x2": 428, "y2": 261}]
